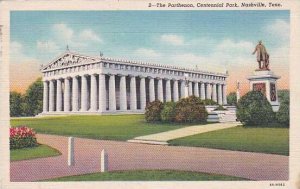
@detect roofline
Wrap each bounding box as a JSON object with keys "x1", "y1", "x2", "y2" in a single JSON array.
[{"x1": 41, "y1": 51, "x2": 228, "y2": 77}]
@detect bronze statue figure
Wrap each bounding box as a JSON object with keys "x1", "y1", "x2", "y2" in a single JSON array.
[{"x1": 252, "y1": 40, "x2": 270, "y2": 70}]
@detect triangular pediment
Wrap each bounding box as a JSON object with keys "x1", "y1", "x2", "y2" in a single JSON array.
[{"x1": 42, "y1": 51, "x2": 100, "y2": 71}]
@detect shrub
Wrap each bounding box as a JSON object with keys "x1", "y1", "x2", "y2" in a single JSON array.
[
  {"x1": 276, "y1": 91, "x2": 289, "y2": 126},
  {"x1": 145, "y1": 100, "x2": 164, "y2": 122},
  {"x1": 226, "y1": 92, "x2": 237, "y2": 106},
  {"x1": 237, "y1": 91, "x2": 275, "y2": 126},
  {"x1": 174, "y1": 96, "x2": 208, "y2": 123},
  {"x1": 10, "y1": 126, "x2": 38, "y2": 149},
  {"x1": 201, "y1": 99, "x2": 218, "y2": 105},
  {"x1": 161, "y1": 102, "x2": 176, "y2": 122},
  {"x1": 276, "y1": 102, "x2": 289, "y2": 126}
]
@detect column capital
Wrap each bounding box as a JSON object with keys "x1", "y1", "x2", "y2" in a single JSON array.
[
  {"x1": 138, "y1": 75, "x2": 146, "y2": 79},
  {"x1": 117, "y1": 73, "x2": 127, "y2": 77},
  {"x1": 91, "y1": 73, "x2": 98, "y2": 76},
  {"x1": 147, "y1": 76, "x2": 154, "y2": 79},
  {"x1": 128, "y1": 74, "x2": 136, "y2": 78}
]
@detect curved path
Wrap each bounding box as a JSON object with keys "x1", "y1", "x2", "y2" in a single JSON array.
[{"x1": 10, "y1": 134, "x2": 288, "y2": 181}]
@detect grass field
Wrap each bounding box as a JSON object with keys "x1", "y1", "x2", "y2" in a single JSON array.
[
  {"x1": 10, "y1": 144, "x2": 61, "y2": 161},
  {"x1": 11, "y1": 115, "x2": 193, "y2": 141},
  {"x1": 169, "y1": 126, "x2": 289, "y2": 156},
  {"x1": 45, "y1": 170, "x2": 247, "y2": 181}
]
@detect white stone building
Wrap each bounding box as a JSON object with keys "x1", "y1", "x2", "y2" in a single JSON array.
[{"x1": 41, "y1": 51, "x2": 228, "y2": 115}]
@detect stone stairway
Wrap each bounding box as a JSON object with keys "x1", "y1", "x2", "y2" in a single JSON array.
[{"x1": 219, "y1": 112, "x2": 237, "y2": 123}]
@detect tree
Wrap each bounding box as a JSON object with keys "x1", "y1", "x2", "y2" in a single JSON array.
[
  {"x1": 278, "y1": 90, "x2": 289, "y2": 104},
  {"x1": 23, "y1": 78, "x2": 43, "y2": 116},
  {"x1": 10, "y1": 91, "x2": 23, "y2": 117},
  {"x1": 227, "y1": 92, "x2": 237, "y2": 106},
  {"x1": 276, "y1": 90, "x2": 289, "y2": 126},
  {"x1": 237, "y1": 91, "x2": 274, "y2": 126}
]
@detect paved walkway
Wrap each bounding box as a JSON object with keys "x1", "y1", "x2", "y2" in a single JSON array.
[
  {"x1": 11, "y1": 134, "x2": 288, "y2": 181},
  {"x1": 128, "y1": 122, "x2": 240, "y2": 145}
]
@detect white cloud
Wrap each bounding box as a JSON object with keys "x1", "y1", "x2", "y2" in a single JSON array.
[
  {"x1": 53, "y1": 23, "x2": 74, "y2": 42},
  {"x1": 134, "y1": 48, "x2": 161, "y2": 58},
  {"x1": 161, "y1": 34, "x2": 185, "y2": 46},
  {"x1": 37, "y1": 40, "x2": 59, "y2": 52},
  {"x1": 216, "y1": 39, "x2": 254, "y2": 53},
  {"x1": 50, "y1": 23, "x2": 102, "y2": 49},
  {"x1": 79, "y1": 29, "x2": 102, "y2": 42},
  {"x1": 266, "y1": 19, "x2": 289, "y2": 44},
  {"x1": 10, "y1": 41, "x2": 37, "y2": 63}
]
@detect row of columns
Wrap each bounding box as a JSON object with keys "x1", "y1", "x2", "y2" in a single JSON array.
[{"x1": 43, "y1": 74, "x2": 227, "y2": 113}]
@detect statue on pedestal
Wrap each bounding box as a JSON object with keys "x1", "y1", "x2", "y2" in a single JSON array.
[{"x1": 252, "y1": 40, "x2": 270, "y2": 70}]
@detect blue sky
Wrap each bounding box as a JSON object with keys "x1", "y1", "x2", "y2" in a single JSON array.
[{"x1": 10, "y1": 10, "x2": 290, "y2": 92}]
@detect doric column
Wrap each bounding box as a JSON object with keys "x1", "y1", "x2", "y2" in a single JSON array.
[
  {"x1": 81, "y1": 75, "x2": 88, "y2": 111},
  {"x1": 49, "y1": 80, "x2": 55, "y2": 112},
  {"x1": 173, "y1": 80, "x2": 179, "y2": 102},
  {"x1": 90, "y1": 74, "x2": 97, "y2": 111},
  {"x1": 149, "y1": 77, "x2": 155, "y2": 102},
  {"x1": 166, "y1": 79, "x2": 171, "y2": 102},
  {"x1": 130, "y1": 76, "x2": 137, "y2": 110},
  {"x1": 200, "y1": 82, "x2": 205, "y2": 100},
  {"x1": 109, "y1": 74, "x2": 116, "y2": 111},
  {"x1": 72, "y1": 76, "x2": 79, "y2": 111},
  {"x1": 181, "y1": 80, "x2": 188, "y2": 98},
  {"x1": 43, "y1": 81, "x2": 49, "y2": 112},
  {"x1": 218, "y1": 84, "x2": 223, "y2": 105},
  {"x1": 206, "y1": 83, "x2": 211, "y2": 100},
  {"x1": 99, "y1": 74, "x2": 106, "y2": 112},
  {"x1": 56, "y1": 79, "x2": 62, "y2": 112},
  {"x1": 223, "y1": 84, "x2": 227, "y2": 105},
  {"x1": 194, "y1": 82, "x2": 199, "y2": 97},
  {"x1": 140, "y1": 77, "x2": 146, "y2": 110},
  {"x1": 157, "y1": 78, "x2": 163, "y2": 101},
  {"x1": 119, "y1": 75, "x2": 127, "y2": 111},
  {"x1": 212, "y1": 83, "x2": 217, "y2": 102},
  {"x1": 64, "y1": 78, "x2": 71, "y2": 112},
  {"x1": 188, "y1": 81, "x2": 193, "y2": 96}
]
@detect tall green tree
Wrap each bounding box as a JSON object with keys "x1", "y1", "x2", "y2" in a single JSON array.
[
  {"x1": 10, "y1": 91, "x2": 23, "y2": 117},
  {"x1": 23, "y1": 78, "x2": 43, "y2": 116},
  {"x1": 226, "y1": 92, "x2": 237, "y2": 106},
  {"x1": 276, "y1": 90, "x2": 289, "y2": 126}
]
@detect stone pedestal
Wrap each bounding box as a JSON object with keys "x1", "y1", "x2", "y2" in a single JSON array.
[{"x1": 247, "y1": 70, "x2": 280, "y2": 112}]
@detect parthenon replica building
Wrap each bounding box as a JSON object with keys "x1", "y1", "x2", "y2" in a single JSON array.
[{"x1": 41, "y1": 51, "x2": 228, "y2": 115}]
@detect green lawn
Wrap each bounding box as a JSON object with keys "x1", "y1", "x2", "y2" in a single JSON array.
[
  {"x1": 169, "y1": 126, "x2": 289, "y2": 156},
  {"x1": 45, "y1": 170, "x2": 247, "y2": 181},
  {"x1": 10, "y1": 144, "x2": 61, "y2": 161},
  {"x1": 11, "y1": 115, "x2": 192, "y2": 141}
]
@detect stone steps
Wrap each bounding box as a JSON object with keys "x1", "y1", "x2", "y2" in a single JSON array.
[{"x1": 219, "y1": 113, "x2": 237, "y2": 123}]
